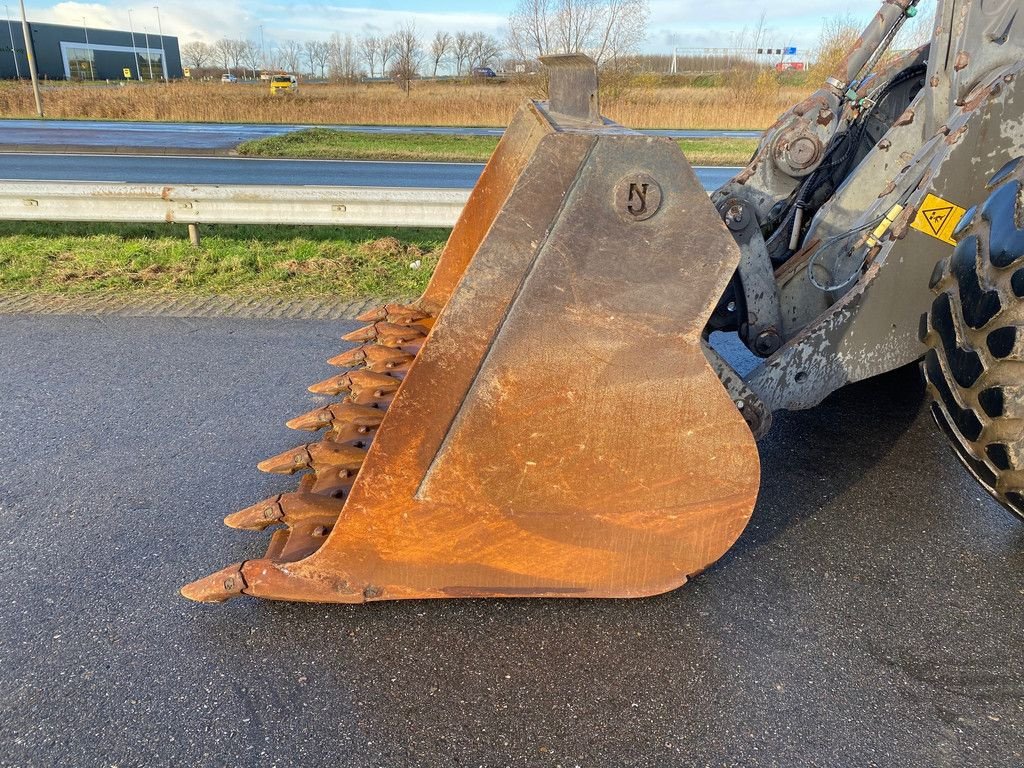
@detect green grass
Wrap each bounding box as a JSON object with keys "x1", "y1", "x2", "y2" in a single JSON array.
[
  {"x1": 237, "y1": 128, "x2": 499, "y2": 163},
  {"x1": 0, "y1": 221, "x2": 447, "y2": 297},
  {"x1": 237, "y1": 128, "x2": 758, "y2": 166}
]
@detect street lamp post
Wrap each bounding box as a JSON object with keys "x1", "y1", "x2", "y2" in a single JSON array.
[
  {"x1": 258, "y1": 24, "x2": 265, "y2": 72},
  {"x1": 143, "y1": 26, "x2": 153, "y2": 79},
  {"x1": 127, "y1": 8, "x2": 141, "y2": 80},
  {"x1": 5, "y1": 4, "x2": 20, "y2": 79},
  {"x1": 17, "y1": 0, "x2": 41, "y2": 116},
  {"x1": 82, "y1": 16, "x2": 94, "y2": 80},
  {"x1": 153, "y1": 6, "x2": 166, "y2": 80}
]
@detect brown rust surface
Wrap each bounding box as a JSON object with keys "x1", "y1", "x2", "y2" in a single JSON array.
[{"x1": 417, "y1": 102, "x2": 553, "y2": 314}]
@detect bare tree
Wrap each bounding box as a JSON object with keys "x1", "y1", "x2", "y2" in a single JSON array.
[
  {"x1": 328, "y1": 32, "x2": 362, "y2": 81},
  {"x1": 453, "y1": 31, "x2": 474, "y2": 76},
  {"x1": 304, "y1": 39, "x2": 330, "y2": 79},
  {"x1": 266, "y1": 46, "x2": 283, "y2": 72},
  {"x1": 358, "y1": 35, "x2": 380, "y2": 78},
  {"x1": 429, "y1": 31, "x2": 452, "y2": 77},
  {"x1": 379, "y1": 33, "x2": 398, "y2": 77},
  {"x1": 507, "y1": 0, "x2": 648, "y2": 65},
  {"x1": 212, "y1": 38, "x2": 235, "y2": 70},
  {"x1": 508, "y1": 0, "x2": 553, "y2": 63},
  {"x1": 590, "y1": 0, "x2": 648, "y2": 65},
  {"x1": 468, "y1": 32, "x2": 503, "y2": 71},
  {"x1": 810, "y1": 14, "x2": 861, "y2": 79},
  {"x1": 181, "y1": 41, "x2": 213, "y2": 69},
  {"x1": 279, "y1": 39, "x2": 303, "y2": 74},
  {"x1": 228, "y1": 39, "x2": 246, "y2": 70},
  {"x1": 241, "y1": 39, "x2": 262, "y2": 79},
  {"x1": 389, "y1": 23, "x2": 423, "y2": 92}
]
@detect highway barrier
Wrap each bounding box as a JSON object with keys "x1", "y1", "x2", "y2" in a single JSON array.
[{"x1": 0, "y1": 182, "x2": 469, "y2": 233}]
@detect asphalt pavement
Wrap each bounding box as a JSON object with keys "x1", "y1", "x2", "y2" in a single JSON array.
[
  {"x1": 0, "y1": 118, "x2": 760, "y2": 151},
  {"x1": 0, "y1": 152, "x2": 739, "y2": 189},
  {"x1": 0, "y1": 312, "x2": 1021, "y2": 767}
]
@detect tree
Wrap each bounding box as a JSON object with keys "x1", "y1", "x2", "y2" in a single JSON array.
[
  {"x1": 810, "y1": 14, "x2": 860, "y2": 80},
  {"x1": 429, "y1": 31, "x2": 452, "y2": 77},
  {"x1": 304, "y1": 39, "x2": 330, "y2": 79},
  {"x1": 212, "y1": 38, "x2": 235, "y2": 70},
  {"x1": 279, "y1": 40, "x2": 303, "y2": 74},
  {"x1": 507, "y1": 0, "x2": 648, "y2": 65},
  {"x1": 468, "y1": 31, "x2": 503, "y2": 71},
  {"x1": 329, "y1": 32, "x2": 361, "y2": 81},
  {"x1": 389, "y1": 23, "x2": 423, "y2": 92},
  {"x1": 181, "y1": 41, "x2": 212, "y2": 69},
  {"x1": 241, "y1": 39, "x2": 262, "y2": 79},
  {"x1": 508, "y1": 0, "x2": 552, "y2": 64},
  {"x1": 358, "y1": 35, "x2": 380, "y2": 78},
  {"x1": 379, "y1": 33, "x2": 398, "y2": 77},
  {"x1": 228, "y1": 39, "x2": 246, "y2": 70},
  {"x1": 453, "y1": 31, "x2": 474, "y2": 75}
]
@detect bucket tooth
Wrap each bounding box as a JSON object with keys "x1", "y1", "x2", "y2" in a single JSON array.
[
  {"x1": 307, "y1": 442, "x2": 367, "y2": 472},
  {"x1": 308, "y1": 369, "x2": 401, "y2": 403},
  {"x1": 287, "y1": 402, "x2": 385, "y2": 442},
  {"x1": 257, "y1": 445, "x2": 312, "y2": 474},
  {"x1": 223, "y1": 493, "x2": 343, "y2": 529},
  {"x1": 307, "y1": 372, "x2": 355, "y2": 396},
  {"x1": 180, "y1": 563, "x2": 246, "y2": 603},
  {"x1": 342, "y1": 323, "x2": 385, "y2": 343},
  {"x1": 328, "y1": 345, "x2": 415, "y2": 374},
  {"x1": 259, "y1": 441, "x2": 367, "y2": 475},
  {"x1": 184, "y1": 558, "x2": 366, "y2": 603},
  {"x1": 224, "y1": 495, "x2": 285, "y2": 530},
  {"x1": 342, "y1": 322, "x2": 427, "y2": 347},
  {"x1": 356, "y1": 303, "x2": 431, "y2": 325},
  {"x1": 328, "y1": 345, "x2": 370, "y2": 368},
  {"x1": 286, "y1": 406, "x2": 337, "y2": 431},
  {"x1": 346, "y1": 370, "x2": 401, "y2": 404}
]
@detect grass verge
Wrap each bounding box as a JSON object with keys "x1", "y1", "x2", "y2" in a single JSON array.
[
  {"x1": 0, "y1": 221, "x2": 447, "y2": 297},
  {"x1": 236, "y1": 128, "x2": 758, "y2": 166}
]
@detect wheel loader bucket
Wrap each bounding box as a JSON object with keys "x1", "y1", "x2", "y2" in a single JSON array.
[{"x1": 182, "y1": 56, "x2": 760, "y2": 604}]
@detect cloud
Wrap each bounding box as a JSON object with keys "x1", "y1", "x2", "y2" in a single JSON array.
[{"x1": 24, "y1": 0, "x2": 884, "y2": 54}]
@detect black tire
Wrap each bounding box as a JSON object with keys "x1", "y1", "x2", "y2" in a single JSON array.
[{"x1": 920, "y1": 157, "x2": 1024, "y2": 521}]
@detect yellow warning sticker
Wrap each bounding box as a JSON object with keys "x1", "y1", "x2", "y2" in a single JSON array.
[{"x1": 911, "y1": 193, "x2": 967, "y2": 245}]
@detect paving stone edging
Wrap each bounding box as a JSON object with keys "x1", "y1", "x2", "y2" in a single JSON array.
[{"x1": 0, "y1": 291, "x2": 400, "y2": 320}]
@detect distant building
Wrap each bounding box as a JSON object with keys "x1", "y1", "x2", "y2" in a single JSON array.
[{"x1": 0, "y1": 20, "x2": 182, "y2": 80}]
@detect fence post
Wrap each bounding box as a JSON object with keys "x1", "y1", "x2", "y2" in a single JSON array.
[{"x1": 188, "y1": 223, "x2": 201, "y2": 247}]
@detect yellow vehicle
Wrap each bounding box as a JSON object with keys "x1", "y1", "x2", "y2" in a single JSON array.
[{"x1": 270, "y1": 74, "x2": 297, "y2": 94}]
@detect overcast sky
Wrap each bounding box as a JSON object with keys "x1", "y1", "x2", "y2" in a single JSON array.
[{"x1": 17, "y1": 0, "x2": 884, "y2": 57}]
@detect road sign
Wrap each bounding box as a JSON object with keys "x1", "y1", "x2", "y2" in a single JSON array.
[
  {"x1": 123, "y1": 68, "x2": 132, "y2": 79},
  {"x1": 183, "y1": 67, "x2": 191, "y2": 78},
  {"x1": 785, "y1": 46, "x2": 797, "y2": 55}
]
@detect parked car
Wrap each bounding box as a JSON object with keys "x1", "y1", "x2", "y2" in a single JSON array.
[
  {"x1": 221, "y1": 73, "x2": 238, "y2": 83},
  {"x1": 270, "y1": 74, "x2": 298, "y2": 94},
  {"x1": 472, "y1": 67, "x2": 497, "y2": 78}
]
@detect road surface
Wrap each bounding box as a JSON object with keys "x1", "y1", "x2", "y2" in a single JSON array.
[
  {"x1": 0, "y1": 118, "x2": 761, "y2": 151},
  {"x1": 0, "y1": 312, "x2": 1020, "y2": 767},
  {"x1": 0, "y1": 152, "x2": 740, "y2": 190}
]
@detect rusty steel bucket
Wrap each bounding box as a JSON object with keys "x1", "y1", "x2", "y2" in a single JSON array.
[{"x1": 182, "y1": 56, "x2": 760, "y2": 604}]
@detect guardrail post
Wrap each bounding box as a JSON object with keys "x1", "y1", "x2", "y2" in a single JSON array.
[{"x1": 188, "y1": 223, "x2": 201, "y2": 247}]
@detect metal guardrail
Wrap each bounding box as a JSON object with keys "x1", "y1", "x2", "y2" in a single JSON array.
[{"x1": 0, "y1": 182, "x2": 470, "y2": 229}]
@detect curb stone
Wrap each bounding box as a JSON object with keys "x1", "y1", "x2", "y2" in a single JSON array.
[{"x1": 0, "y1": 291, "x2": 404, "y2": 320}]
